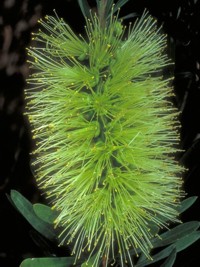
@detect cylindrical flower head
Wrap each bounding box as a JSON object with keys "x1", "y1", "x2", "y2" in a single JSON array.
[{"x1": 25, "y1": 8, "x2": 184, "y2": 267}]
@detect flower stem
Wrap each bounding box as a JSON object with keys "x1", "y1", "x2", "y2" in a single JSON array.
[
  {"x1": 98, "y1": 0, "x2": 108, "y2": 28},
  {"x1": 102, "y1": 255, "x2": 107, "y2": 267}
]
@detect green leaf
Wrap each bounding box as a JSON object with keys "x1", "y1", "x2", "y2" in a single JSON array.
[
  {"x1": 33, "y1": 203, "x2": 58, "y2": 224},
  {"x1": 135, "y1": 252, "x2": 147, "y2": 265},
  {"x1": 78, "y1": 0, "x2": 91, "y2": 18},
  {"x1": 160, "y1": 249, "x2": 176, "y2": 267},
  {"x1": 136, "y1": 245, "x2": 174, "y2": 267},
  {"x1": 136, "y1": 231, "x2": 200, "y2": 267},
  {"x1": 121, "y1": 12, "x2": 138, "y2": 20},
  {"x1": 149, "y1": 223, "x2": 160, "y2": 236},
  {"x1": 96, "y1": 0, "x2": 113, "y2": 9},
  {"x1": 177, "y1": 196, "x2": 198, "y2": 214},
  {"x1": 81, "y1": 253, "x2": 99, "y2": 267},
  {"x1": 96, "y1": 0, "x2": 129, "y2": 20},
  {"x1": 20, "y1": 257, "x2": 75, "y2": 267},
  {"x1": 10, "y1": 190, "x2": 56, "y2": 241},
  {"x1": 152, "y1": 221, "x2": 200, "y2": 248},
  {"x1": 113, "y1": 0, "x2": 129, "y2": 13},
  {"x1": 175, "y1": 231, "x2": 200, "y2": 251}
]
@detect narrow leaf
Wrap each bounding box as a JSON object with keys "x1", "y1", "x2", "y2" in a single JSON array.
[
  {"x1": 78, "y1": 0, "x2": 91, "y2": 18},
  {"x1": 113, "y1": 0, "x2": 129, "y2": 13},
  {"x1": 135, "y1": 246, "x2": 175, "y2": 267},
  {"x1": 176, "y1": 231, "x2": 200, "y2": 251},
  {"x1": 20, "y1": 257, "x2": 75, "y2": 267},
  {"x1": 10, "y1": 190, "x2": 56, "y2": 241},
  {"x1": 149, "y1": 223, "x2": 160, "y2": 236},
  {"x1": 160, "y1": 249, "x2": 176, "y2": 267},
  {"x1": 81, "y1": 253, "x2": 99, "y2": 267},
  {"x1": 106, "y1": 0, "x2": 114, "y2": 12},
  {"x1": 152, "y1": 221, "x2": 200, "y2": 248},
  {"x1": 33, "y1": 203, "x2": 58, "y2": 224},
  {"x1": 136, "y1": 231, "x2": 200, "y2": 267},
  {"x1": 177, "y1": 196, "x2": 198, "y2": 214},
  {"x1": 121, "y1": 12, "x2": 138, "y2": 20},
  {"x1": 96, "y1": 0, "x2": 114, "y2": 11},
  {"x1": 135, "y1": 252, "x2": 147, "y2": 265}
]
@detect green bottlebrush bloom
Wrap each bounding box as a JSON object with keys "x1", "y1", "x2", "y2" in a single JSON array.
[{"x1": 25, "y1": 4, "x2": 184, "y2": 267}]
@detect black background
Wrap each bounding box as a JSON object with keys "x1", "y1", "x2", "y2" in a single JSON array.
[{"x1": 0, "y1": 0, "x2": 200, "y2": 266}]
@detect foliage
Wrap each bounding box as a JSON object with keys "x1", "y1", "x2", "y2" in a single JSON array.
[{"x1": 10, "y1": 190, "x2": 199, "y2": 266}]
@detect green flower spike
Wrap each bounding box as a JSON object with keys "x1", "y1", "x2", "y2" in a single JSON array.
[{"x1": 25, "y1": 2, "x2": 184, "y2": 266}]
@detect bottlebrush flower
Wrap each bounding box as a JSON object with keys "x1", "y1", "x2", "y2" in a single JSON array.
[{"x1": 25, "y1": 5, "x2": 184, "y2": 267}]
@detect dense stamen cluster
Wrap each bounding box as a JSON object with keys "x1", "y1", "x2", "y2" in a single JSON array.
[{"x1": 25, "y1": 9, "x2": 184, "y2": 267}]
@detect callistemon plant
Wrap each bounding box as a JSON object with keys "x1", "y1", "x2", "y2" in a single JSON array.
[{"x1": 25, "y1": 0, "x2": 184, "y2": 266}]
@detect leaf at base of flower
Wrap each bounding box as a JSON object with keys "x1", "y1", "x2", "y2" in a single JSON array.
[
  {"x1": 136, "y1": 231, "x2": 200, "y2": 267},
  {"x1": 33, "y1": 203, "x2": 59, "y2": 224},
  {"x1": 10, "y1": 190, "x2": 56, "y2": 241},
  {"x1": 177, "y1": 196, "x2": 198, "y2": 214},
  {"x1": 81, "y1": 253, "x2": 99, "y2": 267},
  {"x1": 175, "y1": 231, "x2": 200, "y2": 252},
  {"x1": 152, "y1": 221, "x2": 200, "y2": 248},
  {"x1": 20, "y1": 257, "x2": 75, "y2": 267},
  {"x1": 160, "y1": 249, "x2": 176, "y2": 267}
]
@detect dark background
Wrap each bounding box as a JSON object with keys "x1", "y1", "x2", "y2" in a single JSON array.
[{"x1": 0, "y1": 0, "x2": 200, "y2": 266}]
